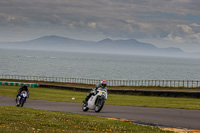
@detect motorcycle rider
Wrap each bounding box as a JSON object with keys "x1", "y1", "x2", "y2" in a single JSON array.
[
  {"x1": 15, "y1": 83, "x2": 29, "y2": 101},
  {"x1": 83, "y1": 80, "x2": 107, "y2": 104}
]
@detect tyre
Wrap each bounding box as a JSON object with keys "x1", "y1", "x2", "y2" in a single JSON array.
[
  {"x1": 82, "y1": 103, "x2": 89, "y2": 112},
  {"x1": 95, "y1": 99, "x2": 105, "y2": 112},
  {"x1": 20, "y1": 98, "x2": 25, "y2": 107}
]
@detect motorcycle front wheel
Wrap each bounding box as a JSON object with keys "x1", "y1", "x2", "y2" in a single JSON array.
[
  {"x1": 20, "y1": 98, "x2": 25, "y2": 107},
  {"x1": 95, "y1": 99, "x2": 105, "y2": 112}
]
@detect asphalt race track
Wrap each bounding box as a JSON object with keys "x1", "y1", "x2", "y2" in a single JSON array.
[{"x1": 0, "y1": 96, "x2": 200, "y2": 130}]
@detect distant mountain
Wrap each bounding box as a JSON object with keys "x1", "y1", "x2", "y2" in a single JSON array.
[
  {"x1": 97, "y1": 38, "x2": 113, "y2": 44},
  {"x1": 0, "y1": 35, "x2": 192, "y2": 57},
  {"x1": 95, "y1": 38, "x2": 185, "y2": 56},
  {"x1": 0, "y1": 35, "x2": 95, "y2": 52},
  {"x1": 97, "y1": 38, "x2": 158, "y2": 50},
  {"x1": 23, "y1": 35, "x2": 94, "y2": 45}
]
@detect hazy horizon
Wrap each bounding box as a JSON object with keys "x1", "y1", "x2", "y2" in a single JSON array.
[{"x1": 0, "y1": 35, "x2": 199, "y2": 59}]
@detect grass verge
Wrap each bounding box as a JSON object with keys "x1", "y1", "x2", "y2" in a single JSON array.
[
  {"x1": 1, "y1": 85, "x2": 200, "y2": 110},
  {"x1": 0, "y1": 106, "x2": 173, "y2": 133}
]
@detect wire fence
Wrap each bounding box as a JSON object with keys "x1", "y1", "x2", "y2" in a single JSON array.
[{"x1": 0, "y1": 75, "x2": 200, "y2": 88}]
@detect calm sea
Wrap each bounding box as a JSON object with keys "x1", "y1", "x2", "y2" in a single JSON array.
[{"x1": 0, "y1": 48, "x2": 200, "y2": 80}]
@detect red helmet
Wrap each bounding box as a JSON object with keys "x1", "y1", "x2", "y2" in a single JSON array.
[{"x1": 101, "y1": 80, "x2": 107, "y2": 87}]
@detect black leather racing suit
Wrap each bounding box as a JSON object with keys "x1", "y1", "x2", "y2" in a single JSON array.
[{"x1": 16, "y1": 86, "x2": 29, "y2": 100}]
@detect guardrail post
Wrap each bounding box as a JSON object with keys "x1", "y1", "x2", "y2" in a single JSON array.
[{"x1": 192, "y1": 80, "x2": 193, "y2": 88}]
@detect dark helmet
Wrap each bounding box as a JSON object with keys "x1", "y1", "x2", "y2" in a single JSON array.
[
  {"x1": 23, "y1": 83, "x2": 27, "y2": 88},
  {"x1": 101, "y1": 80, "x2": 107, "y2": 87}
]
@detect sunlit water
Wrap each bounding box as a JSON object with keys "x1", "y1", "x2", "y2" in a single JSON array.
[{"x1": 0, "y1": 49, "x2": 200, "y2": 80}]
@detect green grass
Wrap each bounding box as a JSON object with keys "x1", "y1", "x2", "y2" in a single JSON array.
[
  {"x1": 0, "y1": 106, "x2": 172, "y2": 133},
  {"x1": 108, "y1": 94, "x2": 200, "y2": 109},
  {"x1": 1, "y1": 85, "x2": 200, "y2": 110}
]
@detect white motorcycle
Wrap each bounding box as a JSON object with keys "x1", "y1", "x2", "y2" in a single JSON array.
[{"x1": 82, "y1": 87, "x2": 107, "y2": 112}]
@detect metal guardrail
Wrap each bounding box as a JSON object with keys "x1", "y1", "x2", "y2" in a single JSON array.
[
  {"x1": 0, "y1": 81, "x2": 38, "y2": 87},
  {"x1": 0, "y1": 75, "x2": 200, "y2": 88}
]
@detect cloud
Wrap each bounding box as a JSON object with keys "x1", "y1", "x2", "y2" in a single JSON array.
[
  {"x1": 165, "y1": 33, "x2": 185, "y2": 43},
  {"x1": 88, "y1": 22, "x2": 96, "y2": 28},
  {"x1": 164, "y1": 23, "x2": 200, "y2": 44},
  {"x1": 191, "y1": 23, "x2": 200, "y2": 27},
  {"x1": 0, "y1": 0, "x2": 200, "y2": 44},
  {"x1": 176, "y1": 24, "x2": 193, "y2": 35}
]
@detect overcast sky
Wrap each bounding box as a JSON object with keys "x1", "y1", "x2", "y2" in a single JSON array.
[{"x1": 0, "y1": 0, "x2": 200, "y2": 52}]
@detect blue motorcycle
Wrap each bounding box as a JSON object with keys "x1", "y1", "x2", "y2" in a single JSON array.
[{"x1": 16, "y1": 91, "x2": 28, "y2": 107}]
